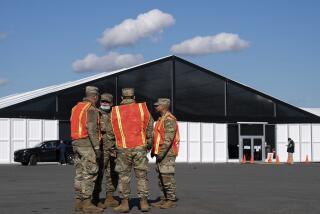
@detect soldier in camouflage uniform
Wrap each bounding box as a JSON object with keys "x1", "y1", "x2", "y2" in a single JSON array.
[
  {"x1": 71, "y1": 86, "x2": 103, "y2": 213},
  {"x1": 94, "y1": 93, "x2": 119, "y2": 209},
  {"x1": 111, "y1": 88, "x2": 154, "y2": 213},
  {"x1": 151, "y1": 98, "x2": 180, "y2": 209}
]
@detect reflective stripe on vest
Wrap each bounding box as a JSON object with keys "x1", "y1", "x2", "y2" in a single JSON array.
[
  {"x1": 114, "y1": 106, "x2": 127, "y2": 148},
  {"x1": 111, "y1": 102, "x2": 150, "y2": 149},
  {"x1": 70, "y1": 102, "x2": 91, "y2": 140},
  {"x1": 153, "y1": 112, "x2": 180, "y2": 156}
]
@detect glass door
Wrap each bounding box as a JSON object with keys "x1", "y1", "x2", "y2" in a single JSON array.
[
  {"x1": 240, "y1": 137, "x2": 264, "y2": 162},
  {"x1": 253, "y1": 138, "x2": 263, "y2": 161},
  {"x1": 242, "y1": 138, "x2": 252, "y2": 161}
]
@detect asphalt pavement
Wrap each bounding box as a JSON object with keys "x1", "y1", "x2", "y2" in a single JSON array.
[{"x1": 0, "y1": 163, "x2": 320, "y2": 214}]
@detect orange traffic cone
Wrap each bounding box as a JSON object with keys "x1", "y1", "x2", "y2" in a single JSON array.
[
  {"x1": 242, "y1": 155, "x2": 247, "y2": 164},
  {"x1": 250, "y1": 155, "x2": 254, "y2": 164},
  {"x1": 305, "y1": 155, "x2": 309, "y2": 163},
  {"x1": 276, "y1": 155, "x2": 280, "y2": 164}
]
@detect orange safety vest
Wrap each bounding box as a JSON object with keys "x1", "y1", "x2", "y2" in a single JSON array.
[
  {"x1": 70, "y1": 101, "x2": 101, "y2": 141},
  {"x1": 111, "y1": 102, "x2": 150, "y2": 149},
  {"x1": 152, "y1": 112, "x2": 180, "y2": 156}
]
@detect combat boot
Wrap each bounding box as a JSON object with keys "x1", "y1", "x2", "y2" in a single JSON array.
[
  {"x1": 97, "y1": 201, "x2": 106, "y2": 209},
  {"x1": 74, "y1": 199, "x2": 83, "y2": 212},
  {"x1": 140, "y1": 198, "x2": 150, "y2": 212},
  {"x1": 82, "y1": 199, "x2": 104, "y2": 213},
  {"x1": 160, "y1": 200, "x2": 177, "y2": 209},
  {"x1": 103, "y1": 193, "x2": 119, "y2": 207},
  {"x1": 113, "y1": 198, "x2": 129, "y2": 213},
  {"x1": 151, "y1": 199, "x2": 165, "y2": 208}
]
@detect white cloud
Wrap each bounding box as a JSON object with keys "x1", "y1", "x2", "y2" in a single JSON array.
[
  {"x1": 170, "y1": 33, "x2": 249, "y2": 56},
  {"x1": 72, "y1": 52, "x2": 144, "y2": 73},
  {"x1": 0, "y1": 32, "x2": 7, "y2": 40},
  {"x1": 0, "y1": 78, "x2": 9, "y2": 86},
  {"x1": 98, "y1": 9, "x2": 175, "y2": 49}
]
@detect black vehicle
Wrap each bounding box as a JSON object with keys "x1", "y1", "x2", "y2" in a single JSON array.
[{"x1": 14, "y1": 140, "x2": 74, "y2": 165}]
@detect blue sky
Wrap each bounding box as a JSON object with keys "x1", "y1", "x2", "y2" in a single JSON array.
[{"x1": 0, "y1": 0, "x2": 319, "y2": 107}]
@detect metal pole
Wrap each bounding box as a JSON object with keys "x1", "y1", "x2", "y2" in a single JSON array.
[
  {"x1": 115, "y1": 76, "x2": 119, "y2": 105},
  {"x1": 171, "y1": 57, "x2": 175, "y2": 113}
]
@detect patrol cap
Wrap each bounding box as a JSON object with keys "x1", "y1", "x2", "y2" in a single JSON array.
[
  {"x1": 154, "y1": 98, "x2": 171, "y2": 107},
  {"x1": 85, "y1": 86, "x2": 99, "y2": 95},
  {"x1": 122, "y1": 88, "x2": 134, "y2": 97},
  {"x1": 101, "y1": 93, "x2": 113, "y2": 102}
]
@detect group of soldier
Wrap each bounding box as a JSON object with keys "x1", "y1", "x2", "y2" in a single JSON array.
[{"x1": 70, "y1": 86, "x2": 180, "y2": 213}]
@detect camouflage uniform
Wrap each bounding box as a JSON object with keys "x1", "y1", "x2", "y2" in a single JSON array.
[
  {"x1": 73, "y1": 99, "x2": 101, "y2": 201},
  {"x1": 153, "y1": 98, "x2": 178, "y2": 202},
  {"x1": 111, "y1": 97, "x2": 154, "y2": 200},
  {"x1": 100, "y1": 108, "x2": 118, "y2": 194}
]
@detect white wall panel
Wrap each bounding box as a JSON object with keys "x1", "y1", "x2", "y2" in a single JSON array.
[
  {"x1": 215, "y1": 124, "x2": 226, "y2": 142},
  {"x1": 189, "y1": 142, "x2": 201, "y2": 162},
  {"x1": 215, "y1": 142, "x2": 227, "y2": 162},
  {"x1": 277, "y1": 125, "x2": 288, "y2": 142},
  {"x1": 202, "y1": 142, "x2": 214, "y2": 162},
  {"x1": 201, "y1": 123, "x2": 214, "y2": 162},
  {"x1": 289, "y1": 125, "x2": 300, "y2": 162},
  {"x1": 176, "y1": 140, "x2": 188, "y2": 162},
  {"x1": 277, "y1": 142, "x2": 288, "y2": 162},
  {"x1": 11, "y1": 119, "x2": 27, "y2": 162},
  {"x1": 312, "y1": 143, "x2": 320, "y2": 161},
  {"x1": 0, "y1": 119, "x2": 10, "y2": 163},
  {"x1": 312, "y1": 124, "x2": 320, "y2": 161},
  {"x1": 27, "y1": 120, "x2": 42, "y2": 148},
  {"x1": 188, "y1": 123, "x2": 200, "y2": 142},
  {"x1": 0, "y1": 118, "x2": 59, "y2": 164},
  {"x1": 215, "y1": 124, "x2": 227, "y2": 162},
  {"x1": 202, "y1": 123, "x2": 214, "y2": 142},
  {"x1": 178, "y1": 122, "x2": 187, "y2": 142},
  {"x1": 0, "y1": 119, "x2": 10, "y2": 140},
  {"x1": 301, "y1": 143, "x2": 311, "y2": 161},
  {"x1": 43, "y1": 120, "x2": 58, "y2": 140},
  {"x1": 312, "y1": 124, "x2": 320, "y2": 142},
  {"x1": 188, "y1": 123, "x2": 200, "y2": 162},
  {"x1": 300, "y1": 125, "x2": 311, "y2": 142}
]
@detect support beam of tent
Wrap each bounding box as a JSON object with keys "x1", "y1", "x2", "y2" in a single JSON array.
[
  {"x1": 171, "y1": 57, "x2": 176, "y2": 113},
  {"x1": 115, "y1": 76, "x2": 119, "y2": 105}
]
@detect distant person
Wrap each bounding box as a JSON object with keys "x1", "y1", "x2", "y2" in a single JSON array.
[
  {"x1": 286, "y1": 138, "x2": 295, "y2": 164},
  {"x1": 57, "y1": 140, "x2": 67, "y2": 165}
]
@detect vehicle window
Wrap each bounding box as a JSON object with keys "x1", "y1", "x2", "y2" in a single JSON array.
[
  {"x1": 33, "y1": 142, "x2": 42, "y2": 148},
  {"x1": 51, "y1": 141, "x2": 58, "y2": 148},
  {"x1": 43, "y1": 142, "x2": 54, "y2": 149}
]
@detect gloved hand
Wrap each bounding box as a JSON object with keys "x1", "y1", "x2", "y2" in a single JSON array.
[
  {"x1": 156, "y1": 155, "x2": 163, "y2": 163},
  {"x1": 95, "y1": 149, "x2": 102, "y2": 159}
]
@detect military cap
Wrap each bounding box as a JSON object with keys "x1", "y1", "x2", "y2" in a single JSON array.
[
  {"x1": 101, "y1": 93, "x2": 113, "y2": 102},
  {"x1": 154, "y1": 98, "x2": 171, "y2": 106},
  {"x1": 122, "y1": 88, "x2": 135, "y2": 97},
  {"x1": 85, "y1": 86, "x2": 99, "y2": 95}
]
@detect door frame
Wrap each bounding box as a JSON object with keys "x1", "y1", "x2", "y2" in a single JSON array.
[{"x1": 239, "y1": 136, "x2": 265, "y2": 162}]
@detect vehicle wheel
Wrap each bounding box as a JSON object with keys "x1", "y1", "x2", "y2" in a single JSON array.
[
  {"x1": 21, "y1": 161, "x2": 29, "y2": 166},
  {"x1": 29, "y1": 155, "x2": 38, "y2": 166},
  {"x1": 66, "y1": 154, "x2": 74, "y2": 165}
]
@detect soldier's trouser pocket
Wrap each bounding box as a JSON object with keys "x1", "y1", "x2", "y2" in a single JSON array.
[
  {"x1": 158, "y1": 155, "x2": 176, "y2": 174},
  {"x1": 74, "y1": 146, "x2": 99, "y2": 198}
]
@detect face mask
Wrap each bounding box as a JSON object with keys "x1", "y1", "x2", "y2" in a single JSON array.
[{"x1": 100, "y1": 105, "x2": 110, "y2": 110}]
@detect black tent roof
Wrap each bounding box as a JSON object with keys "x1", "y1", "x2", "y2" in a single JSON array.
[{"x1": 0, "y1": 55, "x2": 319, "y2": 123}]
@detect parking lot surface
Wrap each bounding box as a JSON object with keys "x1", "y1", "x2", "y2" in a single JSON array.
[{"x1": 0, "y1": 163, "x2": 320, "y2": 214}]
